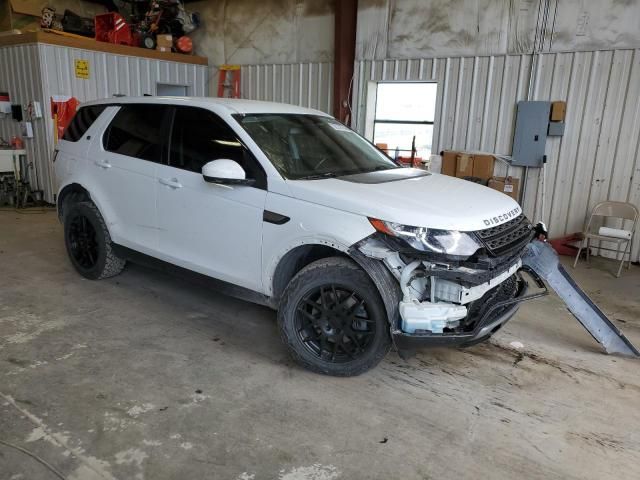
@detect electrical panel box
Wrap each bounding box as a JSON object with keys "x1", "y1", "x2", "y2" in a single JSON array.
[{"x1": 511, "y1": 101, "x2": 551, "y2": 167}]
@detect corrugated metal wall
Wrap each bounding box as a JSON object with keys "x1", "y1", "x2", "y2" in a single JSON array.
[
  {"x1": 241, "y1": 63, "x2": 333, "y2": 113},
  {"x1": 0, "y1": 44, "x2": 49, "y2": 202},
  {"x1": 39, "y1": 44, "x2": 208, "y2": 101},
  {"x1": 352, "y1": 50, "x2": 640, "y2": 262},
  {"x1": 0, "y1": 42, "x2": 208, "y2": 203}
]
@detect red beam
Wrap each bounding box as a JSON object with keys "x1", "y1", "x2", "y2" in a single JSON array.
[{"x1": 333, "y1": 0, "x2": 357, "y2": 124}]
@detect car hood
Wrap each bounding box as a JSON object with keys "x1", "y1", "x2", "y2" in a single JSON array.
[{"x1": 286, "y1": 169, "x2": 522, "y2": 232}]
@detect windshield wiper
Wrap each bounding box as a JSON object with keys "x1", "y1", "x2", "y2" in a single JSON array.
[
  {"x1": 365, "y1": 165, "x2": 401, "y2": 173},
  {"x1": 339, "y1": 165, "x2": 400, "y2": 176},
  {"x1": 296, "y1": 172, "x2": 339, "y2": 180},
  {"x1": 295, "y1": 165, "x2": 399, "y2": 180}
]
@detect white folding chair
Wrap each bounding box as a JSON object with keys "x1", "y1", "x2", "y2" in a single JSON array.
[{"x1": 573, "y1": 201, "x2": 638, "y2": 277}]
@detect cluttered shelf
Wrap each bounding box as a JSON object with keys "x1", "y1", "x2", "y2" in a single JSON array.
[
  {"x1": 0, "y1": 31, "x2": 207, "y2": 66},
  {"x1": 1, "y1": 0, "x2": 207, "y2": 65}
]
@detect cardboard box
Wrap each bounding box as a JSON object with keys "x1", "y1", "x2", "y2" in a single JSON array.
[
  {"x1": 156, "y1": 34, "x2": 173, "y2": 47},
  {"x1": 441, "y1": 150, "x2": 496, "y2": 180},
  {"x1": 550, "y1": 101, "x2": 566, "y2": 121},
  {"x1": 156, "y1": 46, "x2": 172, "y2": 53},
  {"x1": 440, "y1": 150, "x2": 497, "y2": 182},
  {"x1": 0, "y1": 0, "x2": 41, "y2": 32},
  {"x1": 472, "y1": 154, "x2": 495, "y2": 181},
  {"x1": 488, "y1": 176, "x2": 520, "y2": 201},
  {"x1": 455, "y1": 153, "x2": 474, "y2": 178},
  {"x1": 375, "y1": 143, "x2": 388, "y2": 155},
  {"x1": 441, "y1": 150, "x2": 457, "y2": 176}
]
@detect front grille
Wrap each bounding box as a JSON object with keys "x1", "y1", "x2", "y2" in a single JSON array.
[
  {"x1": 476, "y1": 215, "x2": 523, "y2": 240},
  {"x1": 474, "y1": 214, "x2": 533, "y2": 256}
]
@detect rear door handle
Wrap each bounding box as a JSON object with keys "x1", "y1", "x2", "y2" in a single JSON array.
[
  {"x1": 159, "y1": 177, "x2": 182, "y2": 189},
  {"x1": 94, "y1": 159, "x2": 111, "y2": 169}
]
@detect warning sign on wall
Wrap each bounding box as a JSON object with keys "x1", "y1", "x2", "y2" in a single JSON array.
[{"x1": 74, "y1": 59, "x2": 89, "y2": 79}]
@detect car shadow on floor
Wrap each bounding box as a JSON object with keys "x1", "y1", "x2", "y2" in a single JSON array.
[{"x1": 104, "y1": 261, "x2": 293, "y2": 365}]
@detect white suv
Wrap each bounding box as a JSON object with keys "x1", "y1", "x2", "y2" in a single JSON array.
[{"x1": 55, "y1": 97, "x2": 538, "y2": 376}]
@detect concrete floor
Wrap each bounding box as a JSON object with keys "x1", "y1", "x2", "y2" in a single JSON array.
[{"x1": 1, "y1": 210, "x2": 639, "y2": 480}]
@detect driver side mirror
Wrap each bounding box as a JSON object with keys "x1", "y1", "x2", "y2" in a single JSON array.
[{"x1": 202, "y1": 159, "x2": 255, "y2": 186}]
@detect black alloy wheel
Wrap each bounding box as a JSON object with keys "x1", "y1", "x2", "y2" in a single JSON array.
[
  {"x1": 68, "y1": 214, "x2": 99, "y2": 269},
  {"x1": 295, "y1": 284, "x2": 376, "y2": 363},
  {"x1": 278, "y1": 257, "x2": 391, "y2": 376},
  {"x1": 63, "y1": 201, "x2": 125, "y2": 280}
]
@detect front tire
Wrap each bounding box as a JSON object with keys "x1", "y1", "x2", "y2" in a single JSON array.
[
  {"x1": 278, "y1": 257, "x2": 391, "y2": 376},
  {"x1": 64, "y1": 201, "x2": 125, "y2": 280}
]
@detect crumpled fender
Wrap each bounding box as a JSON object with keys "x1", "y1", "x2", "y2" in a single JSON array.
[{"x1": 348, "y1": 247, "x2": 405, "y2": 347}]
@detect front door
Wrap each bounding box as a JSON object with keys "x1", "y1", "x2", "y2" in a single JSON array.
[{"x1": 156, "y1": 106, "x2": 267, "y2": 293}]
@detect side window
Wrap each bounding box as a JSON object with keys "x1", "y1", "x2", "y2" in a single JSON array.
[
  {"x1": 168, "y1": 106, "x2": 266, "y2": 188},
  {"x1": 103, "y1": 105, "x2": 167, "y2": 162},
  {"x1": 62, "y1": 105, "x2": 106, "y2": 142}
]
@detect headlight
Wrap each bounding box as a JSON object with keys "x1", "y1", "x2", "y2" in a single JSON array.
[{"x1": 369, "y1": 218, "x2": 481, "y2": 257}]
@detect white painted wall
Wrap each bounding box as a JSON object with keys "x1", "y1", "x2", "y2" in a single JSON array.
[
  {"x1": 357, "y1": 0, "x2": 640, "y2": 59},
  {"x1": 190, "y1": 0, "x2": 335, "y2": 66}
]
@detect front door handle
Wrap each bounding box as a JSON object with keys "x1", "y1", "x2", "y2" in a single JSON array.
[
  {"x1": 94, "y1": 159, "x2": 111, "y2": 169},
  {"x1": 159, "y1": 177, "x2": 183, "y2": 189}
]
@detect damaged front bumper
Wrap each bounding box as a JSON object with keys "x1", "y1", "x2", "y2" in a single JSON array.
[
  {"x1": 352, "y1": 233, "x2": 548, "y2": 356},
  {"x1": 351, "y1": 227, "x2": 638, "y2": 359},
  {"x1": 392, "y1": 266, "x2": 547, "y2": 352}
]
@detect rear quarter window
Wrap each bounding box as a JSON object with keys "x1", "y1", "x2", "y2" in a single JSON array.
[{"x1": 62, "y1": 105, "x2": 107, "y2": 142}]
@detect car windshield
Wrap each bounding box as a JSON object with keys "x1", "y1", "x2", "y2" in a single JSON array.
[{"x1": 233, "y1": 113, "x2": 400, "y2": 179}]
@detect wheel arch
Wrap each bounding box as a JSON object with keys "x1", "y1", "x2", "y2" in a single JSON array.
[
  {"x1": 268, "y1": 241, "x2": 401, "y2": 322},
  {"x1": 270, "y1": 244, "x2": 350, "y2": 304},
  {"x1": 57, "y1": 183, "x2": 91, "y2": 221}
]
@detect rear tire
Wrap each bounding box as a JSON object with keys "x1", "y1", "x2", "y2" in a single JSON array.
[
  {"x1": 278, "y1": 257, "x2": 391, "y2": 376},
  {"x1": 64, "y1": 201, "x2": 125, "y2": 280}
]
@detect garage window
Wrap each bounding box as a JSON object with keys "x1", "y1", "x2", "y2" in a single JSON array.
[{"x1": 371, "y1": 82, "x2": 437, "y2": 159}]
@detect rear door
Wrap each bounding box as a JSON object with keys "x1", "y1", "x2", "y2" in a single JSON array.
[
  {"x1": 155, "y1": 106, "x2": 267, "y2": 292},
  {"x1": 90, "y1": 104, "x2": 171, "y2": 254}
]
